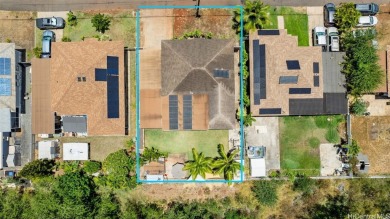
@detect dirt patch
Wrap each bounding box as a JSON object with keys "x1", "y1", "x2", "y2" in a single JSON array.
[
  {"x1": 376, "y1": 4, "x2": 390, "y2": 49},
  {"x1": 351, "y1": 116, "x2": 390, "y2": 174},
  {"x1": 173, "y1": 9, "x2": 236, "y2": 39},
  {"x1": 0, "y1": 11, "x2": 35, "y2": 50}
]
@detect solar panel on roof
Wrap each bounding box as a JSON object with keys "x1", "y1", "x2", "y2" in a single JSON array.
[
  {"x1": 107, "y1": 75, "x2": 119, "y2": 118},
  {"x1": 258, "y1": 30, "x2": 280, "y2": 35},
  {"x1": 95, "y1": 69, "x2": 107, "y2": 81},
  {"x1": 286, "y1": 60, "x2": 300, "y2": 70},
  {"x1": 213, "y1": 69, "x2": 229, "y2": 78},
  {"x1": 0, "y1": 78, "x2": 12, "y2": 96},
  {"x1": 259, "y1": 108, "x2": 282, "y2": 114},
  {"x1": 259, "y1": 44, "x2": 266, "y2": 99},
  {"x1": 169, "y1": 95, "x2": 178, "y2": 130},
  {"x1": 313, "y1": 62, "x2": 319, "y2": 74},
  {"x1": 0, "y1": 58, "x2": 11, "y2": 75},
  {"x1": 107, "y1": 56, "x2": 119, "y2": 74},
  {"x1": 253, "y1": 40, "x2": 261, "y2": 105},
  {"x1": 279, "y1": 76, "x2": 298, "y2": 84},
  {"x1": 289, "y1": 88, "x2": 311, "y2": 94},
  {"x1": 314, "y1": 76, "x2": 320, "y2": 87},
  {"x1": 183, "y1": 95, "x2": 192, "y2": 130}
]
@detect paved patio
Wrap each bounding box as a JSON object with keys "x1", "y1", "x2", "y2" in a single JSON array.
[
  {"x1": 320, "y1": 143, "x2": 342, "y2": 176},
  {"x1": 245, "y1": 117, "x2": 280, "y2": 171}
]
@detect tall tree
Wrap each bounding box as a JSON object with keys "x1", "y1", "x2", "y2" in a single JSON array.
[
  {"x1": 19, "y1": 159, "x2": 55, "y2": 179},
  {"x1": 183, "y1": 148, "x2": 213, "y2": 180},
  {"x1": 334, "y1": 3, "x2": 360, "y2": 35},
  {"x1": 233, "y1": 0, "x2": 270, "y2": 35},
  {"x1": 212, "y1": 144, "x2": 241, "y2": 184},
  {"x1": 91, "y1": 13, "x2": 111, "y2": 33}
]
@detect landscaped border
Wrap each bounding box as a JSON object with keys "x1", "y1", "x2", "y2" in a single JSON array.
[{"x1": 135, "y1": 5, "x2": 245, "y2": 183}]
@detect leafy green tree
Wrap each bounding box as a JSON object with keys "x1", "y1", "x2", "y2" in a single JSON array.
[
  {"x1": 351, "y1": 98, "x2": 367, "y2": 115},
  {"x1": 29, "y1": 190, "x2": 60, "y2": 218},
  {"x1": 310, "y1": 194, "x2": 350, "y2": 219},
  {"x1": 19, "y1": 159, "x2": 55, "y2": 179},
  {"x1": 91, "y1": 13, "x2": 111, "y2": 33},
  {"x1": 342, "y1": 30, "x2": 383, "y2": 96},
  {"x1": 67, "y1": 11, "x2": 78, "y2": 27},
  {"x1": 83, "y1": 160, "x2": 102, "y2": 174},
  {"x1": 212, "y1": 144, "x2": 240, "y2": 184},
  {"x1": 0, "y1": 189, "x2": 31, "y2": 219},
  {"x1": 96, "y1": 193, "x2": 120, "y2": 219},
  {"x1": 102, "y1": 149, "x2": 137, "y2": 189},
  {"x1": 347, "y1": 139, "x2": 360, "y2": 157},
  {"x1": 141, "y1": 147, "x2": 168, "y2": 165},
  {"x1": 233, "y1": 0, "x2": 270, "y2": 35},
  {"x1": 183, "y1": 148, "x2": 213, "y2": 180},
  {"x1": 334, "y1": 3, "x2": 360, "y2": 34},
  {"x1": 251, "y1": 180, "x2": 280, "y2": 206}
]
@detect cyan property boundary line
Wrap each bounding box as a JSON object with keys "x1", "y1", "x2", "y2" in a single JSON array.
[{"x1": 135, "y1": 5, "x2": 245, "y2": 183}]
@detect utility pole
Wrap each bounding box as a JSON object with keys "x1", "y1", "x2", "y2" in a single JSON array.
[{"x1": 193, "y1": 0, "x2": 201, "y2": 18}]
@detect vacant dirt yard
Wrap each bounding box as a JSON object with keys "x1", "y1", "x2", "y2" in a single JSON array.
[
  {"x1": 351, "y1": 116, "x2": 390, "y2": 174},
  {"x1": 173, "y1": 9, "x2": 236, "y2": 39},
  {"x1": 0, "y1": 11, "x2": 35, "y2": 50},
  {"x1": 376, "y1": 4, "x2": 390, "y2": 49}
]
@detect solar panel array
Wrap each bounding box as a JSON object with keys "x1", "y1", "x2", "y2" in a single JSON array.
[
  {"x1": 213, "y1": 69, "x2": 229, "y2": 78},
  {"x1": 0, "y1": 78, "x2": 11, "y2": 96},
  {"x1": 94, "y1": 56, "x2": 120, "y2": 118},
  {"x1": 259, "y1": 108, "x2": 282, "y2": 114},
  {"x1": 313, "y1": 62, "x2": 319, "y2": 74},
  {"x1": 183, "y1": 95, "x2": 192, "y2": 130},
  {"x1": 314, "y1": 76, "x2": 320, "y2": 87},
  {"x1": 169, "y1": 95, "x2": 178, "y2": 130},
  {"x1": 289, "y1": 88, "x2": 311, "y2": 94},
  {"x1": 279, "y1": 76, "x2": 298, "y2": 84},
  {"x1": 253, "y1": 40, "x2": 267, "y2": 105},
  {"x1": 258, "y1": 30, "x2": 280, "y2": 35},
  {"x1": 0, "y1": 58, "x2": 11, "y2": 75},
  {"x1": 286, "y1": 60, "x2": 300, "y2": 70}
]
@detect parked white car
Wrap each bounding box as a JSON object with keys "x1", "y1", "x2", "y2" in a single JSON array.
[
  {"x1": 326, "y1": 27, "x2": 339, "y2": 52},
  {"x1": 356, "y1": 16, "x2": 378, "y2": 27},
  {"x1": 312, "y1": 26, "x2": 327, "y2": 46}
]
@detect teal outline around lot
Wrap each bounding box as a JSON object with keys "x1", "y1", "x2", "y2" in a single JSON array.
[{"x1": 135, "y1": 5, "x2": 244, "y2": 183}]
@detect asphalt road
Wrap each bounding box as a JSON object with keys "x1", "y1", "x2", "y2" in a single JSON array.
[{"x1": 1, "y1": 0, "x2": 389, "y2": 11}]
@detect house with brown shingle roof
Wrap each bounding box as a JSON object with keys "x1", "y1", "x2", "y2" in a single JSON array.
[
  {"x1": 141, "y1": 39, "x2": 236, "y2": 130},
  {"x1": 32, "y1": 40, "x2": 126, "y2": 136},
  {"x1": 250, "y1": 29, "x2": 348, "y2": 116}
]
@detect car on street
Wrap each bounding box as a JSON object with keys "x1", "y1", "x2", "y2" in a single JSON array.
[
  {"x1": 312, "y1": 26, "x2": 327, "y2": 46},
  {"x1": 41, "y1": 30, "x2": 55, "y2": 58},
  {"x1": 36, "y1": 17, "x2": 65, "y2": 30},
  {"x1": 324, "y1": 3, "x2": 336, "y2": 27},
  {"x1": 326, "y1": 27, "x2": 339, "y2": 52},
  {"x1": 356, "y1": 16, "x2": 378, "y2": 27},
  {"x1": 355, "y1": 3, "x2": 379, "y2": 15}
]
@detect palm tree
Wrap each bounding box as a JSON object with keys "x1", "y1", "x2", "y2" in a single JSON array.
[
  {"x1": 212, "y1": 144, "x2": 241, "y2": 184},
  {"x1": 233, "y1": 0, "x2": 270, "y2": 35},
  {"x1": 183, "y1": 148, "x2": 213, "y2": 180}
]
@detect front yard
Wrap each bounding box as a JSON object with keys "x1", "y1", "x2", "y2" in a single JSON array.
[
  {"x1": 279, "y1": 115, "x2": 344, "y2": 176},
  {"x1": 144, "y1": 129, "x2": 229, "y2": 158}
]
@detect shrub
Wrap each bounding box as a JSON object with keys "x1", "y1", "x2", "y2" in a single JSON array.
[
  {"x1": 308, "y1": 137, "x2": 320, "y2": 148},
  {"x1": 314, "y1": 116, "x2": 330, "y2": 128},
  {"x1": 175, "y1": 29, "x2": 213, "y2": 40},
  {"x1": 19, "y1": 159, "x2": 55, "y2": 179},
  {"x1": 33, "y1": 47, "x2": 42, "y2": 58},
  {"x1": 67, "y1": 11, "x2": 78, "y2": 27},
  {"x1": 293, "y1": 176, "x2": 316, "y2": 195},
  {"x1": 351, "y1": 99, "x2": 367, "y2": 116},
  {"x1": 251, "y1": 180, "x2": 280, "y2": 206},
  {"x1": 83, "y1": 161, "x2": 102, "y2": 174},
  {"x1": 6, "y1": 38, "x2": 11, "y2": 43},
  {"x1": 91, "y1": 13, "x2": 111, "y2": 33},
  {"x1": 61, "y1": 36, "x2": 71, "y2": 42},
  {"x1": 325, "y1": 128, "x2": 339, "y2": 143}
]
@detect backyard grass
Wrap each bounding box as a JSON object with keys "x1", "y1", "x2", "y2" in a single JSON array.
[
  {"x1": 144, "y1": 129, "x2": 229, "y2": 158},
  {"x1": 279, "y1": 115, "x2": 344, "y2": 176},
  {"x1": 265, "y1": 7, "x2": 309, "y2": 46}
]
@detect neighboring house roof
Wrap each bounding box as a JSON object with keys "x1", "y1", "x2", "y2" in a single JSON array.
[
  {"x1": 63, "y1": 143, "x2": 89, "y2": 160},
  {"x1": 250, "y1": 29, "x2": 347, "y2": 116},
  {"x1": 62, "y1": 116, "x2": 87, "y2": 133},
  {"x1": 38, "y1": 140, "x2": 57, "y2": 159},
  {"x1": 0, "y1": 43, "x2": 16, "y2": 111},
  {"x1": 32, "y1": 41, "x2": 126, "y2": 135},
  {"x1": 0, "y1": 108, "x2": 11, "y2": 132},
  {"x1": 160, "y1": 39, "x2": 236, "y2": 130}
]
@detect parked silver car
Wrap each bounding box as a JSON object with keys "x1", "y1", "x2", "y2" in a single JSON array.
[
  {"x1": 41, "y1": 30, "x2": 56, "y2": 58},
  {"x1": 326, "y1": 27, "x2": 339, "y2": 52},
  {"x1": 36, "y1": 17, "x2": 65, "y2": 30},
  {"x1": 356, "y1": 16, "x2": 378, "y2": 27},
  {"x1": 312, "y1": 26, "x2": 327, "y2": 46}
]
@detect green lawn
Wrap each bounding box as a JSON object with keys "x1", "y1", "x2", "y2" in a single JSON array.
[
  {"x1": 279, "y1": 116, "x2": 344, "y2": 176},
  {"x1": 144, "y1": 129, "x2": 229, "y2": 158},
  {"x1": 265, "y1": 7, "x2": 309, "y2": 46}
]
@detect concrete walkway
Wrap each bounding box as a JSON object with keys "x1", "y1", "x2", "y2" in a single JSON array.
[{"x1": 277, "y1": 16, "x2": 284, "y2": 29}]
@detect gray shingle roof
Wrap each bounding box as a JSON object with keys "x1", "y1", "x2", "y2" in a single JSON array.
[{"x1": 62, "y1": 116, "x2": 87, "y2": 133}]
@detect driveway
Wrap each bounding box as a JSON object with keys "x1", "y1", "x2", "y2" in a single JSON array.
[
  {"x1": 245, "y1": 117, "x2": 280, "y2": 171},
  {"x1": 307, "y1": 7, "x2": 324, "y2": 46},
  {"x1": 320, "y1": 143, "x2": 342, "y2": 176},
  {"x1": 37, "y1": 11, "x2": 68, "y2": 42}
]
